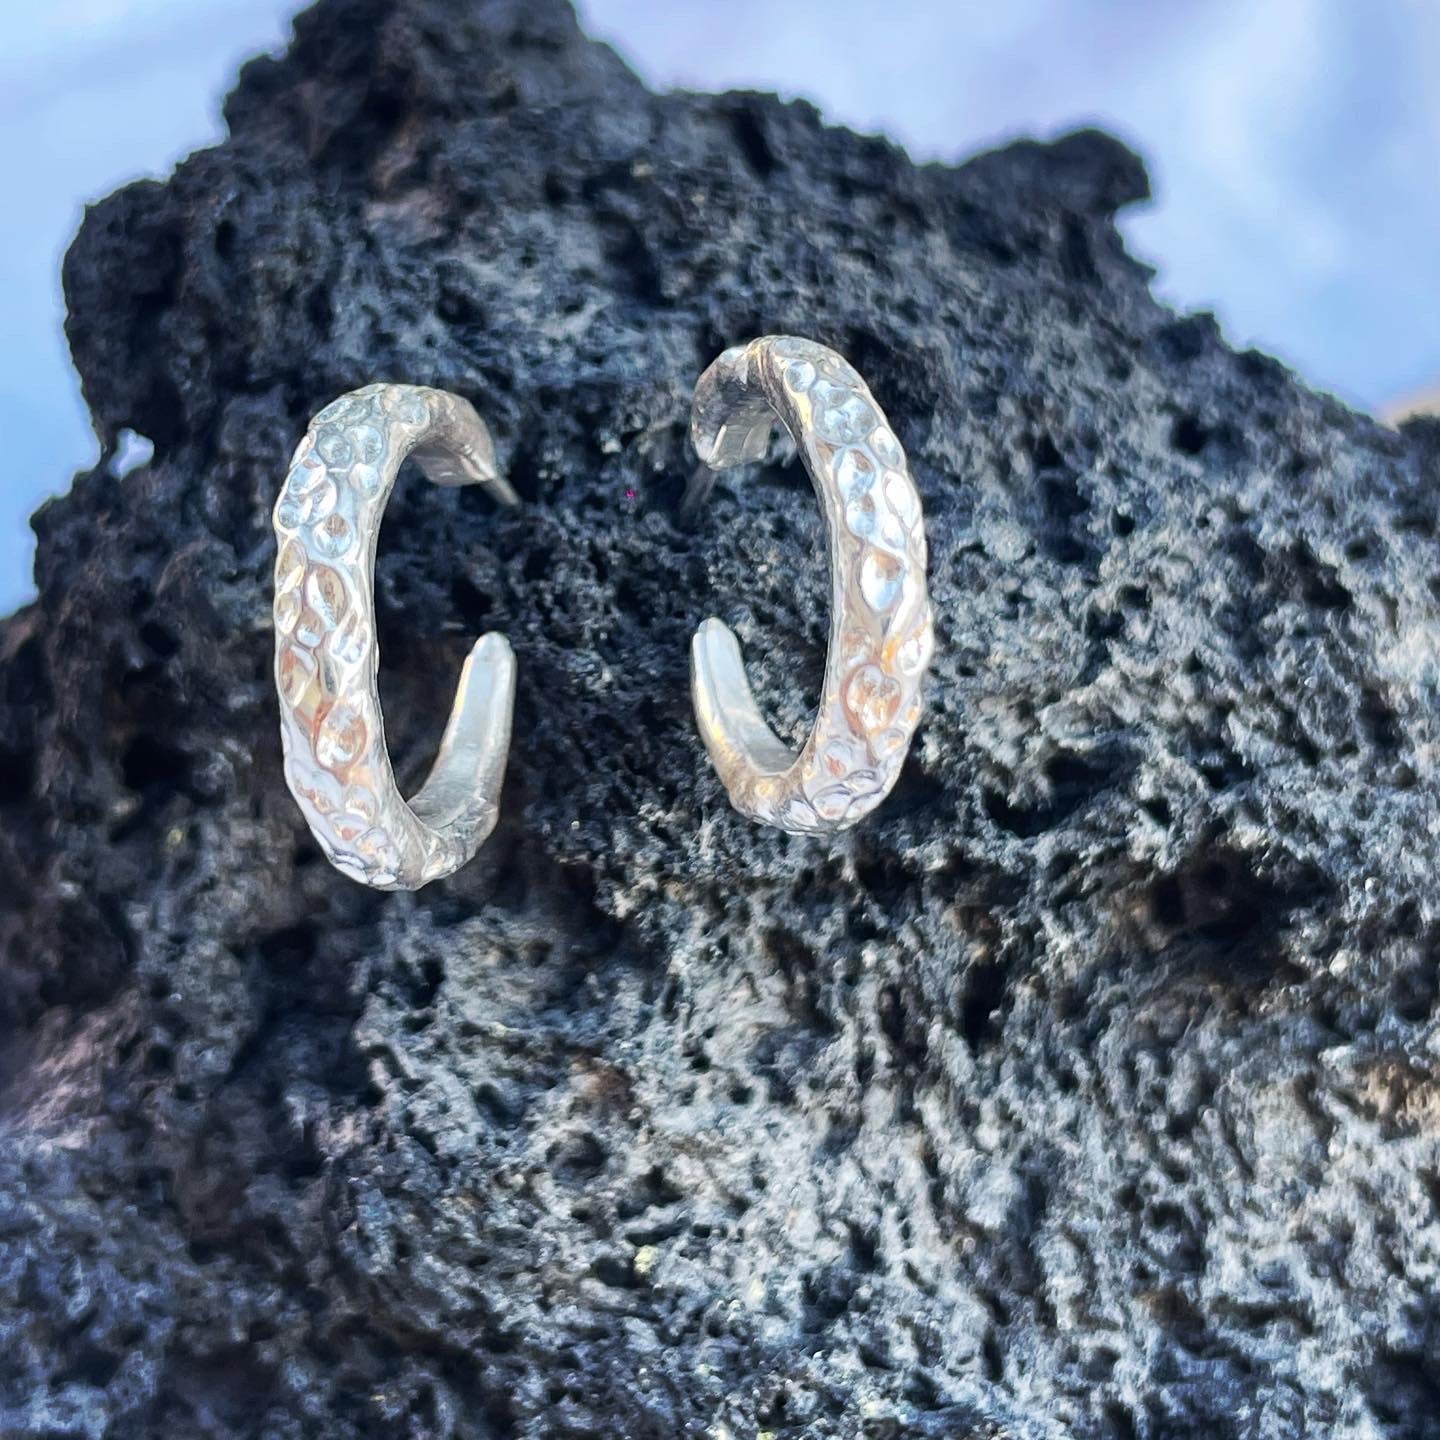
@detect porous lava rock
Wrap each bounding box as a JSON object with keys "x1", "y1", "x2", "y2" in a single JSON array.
[{"x1": 4, "y1": 0, "x2": 1440, "y2": 1435}]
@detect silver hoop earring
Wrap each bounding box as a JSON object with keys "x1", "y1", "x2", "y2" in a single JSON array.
[
  {"x1": 273, "y1": 384, "x2": 519, "y2": 889},
  {"x1": 688, "y1": 337, "x2": 933, "y2": 834}
]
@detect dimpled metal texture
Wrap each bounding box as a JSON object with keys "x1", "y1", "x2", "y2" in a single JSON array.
[
  {"x1": 273, "y1": 383, "x2": 519, "y2": 889},
  {"x1": 690, "y1": 336, "x2": 933, "y2": 835}
]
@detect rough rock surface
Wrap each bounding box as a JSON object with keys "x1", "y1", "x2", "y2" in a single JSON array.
[{"x1": 5, "y1": 0, "x2": 1440, "y2": 1435}]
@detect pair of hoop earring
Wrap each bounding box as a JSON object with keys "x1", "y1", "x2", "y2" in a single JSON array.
[{"x1": 273, "y1": 336, "x2": 934, "y2": 889}]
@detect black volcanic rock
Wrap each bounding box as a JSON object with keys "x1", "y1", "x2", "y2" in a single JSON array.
[{"x1": 4, "y1": 1, "x2": 1440, "y2": 1435}]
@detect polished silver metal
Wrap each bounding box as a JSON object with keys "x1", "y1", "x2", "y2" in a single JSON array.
[
  {"x1": 689, "y1": 336, "x2": 933, "y2": 834},
  {"x1": 273, "y1": 383, "x2": 519, "y2": 889}
]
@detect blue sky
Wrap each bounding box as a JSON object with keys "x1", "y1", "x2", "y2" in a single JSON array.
[{"x1": 3, "y1": 0, "x2": 1438, "y2": 615}]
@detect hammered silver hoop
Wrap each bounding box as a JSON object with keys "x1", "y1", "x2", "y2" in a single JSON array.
[
  {"x1": 688, "y1": 337, "x2": 933, "y2": 835},
  {"x1": 273, "y1": 384, "x2": 520, "y2": 889}
]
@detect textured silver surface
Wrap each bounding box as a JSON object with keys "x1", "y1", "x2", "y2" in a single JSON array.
[
  {"x1": 272, "y1": 384, "x2": 519, "y2": 889},
  {"x1": 689, "y1": 336, "x2": 933, "y2": 834}
]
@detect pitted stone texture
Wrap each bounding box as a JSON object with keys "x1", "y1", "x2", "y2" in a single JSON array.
[{"x1": 4, "y1": 0, "x2": 1440, "y2": 1436}]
